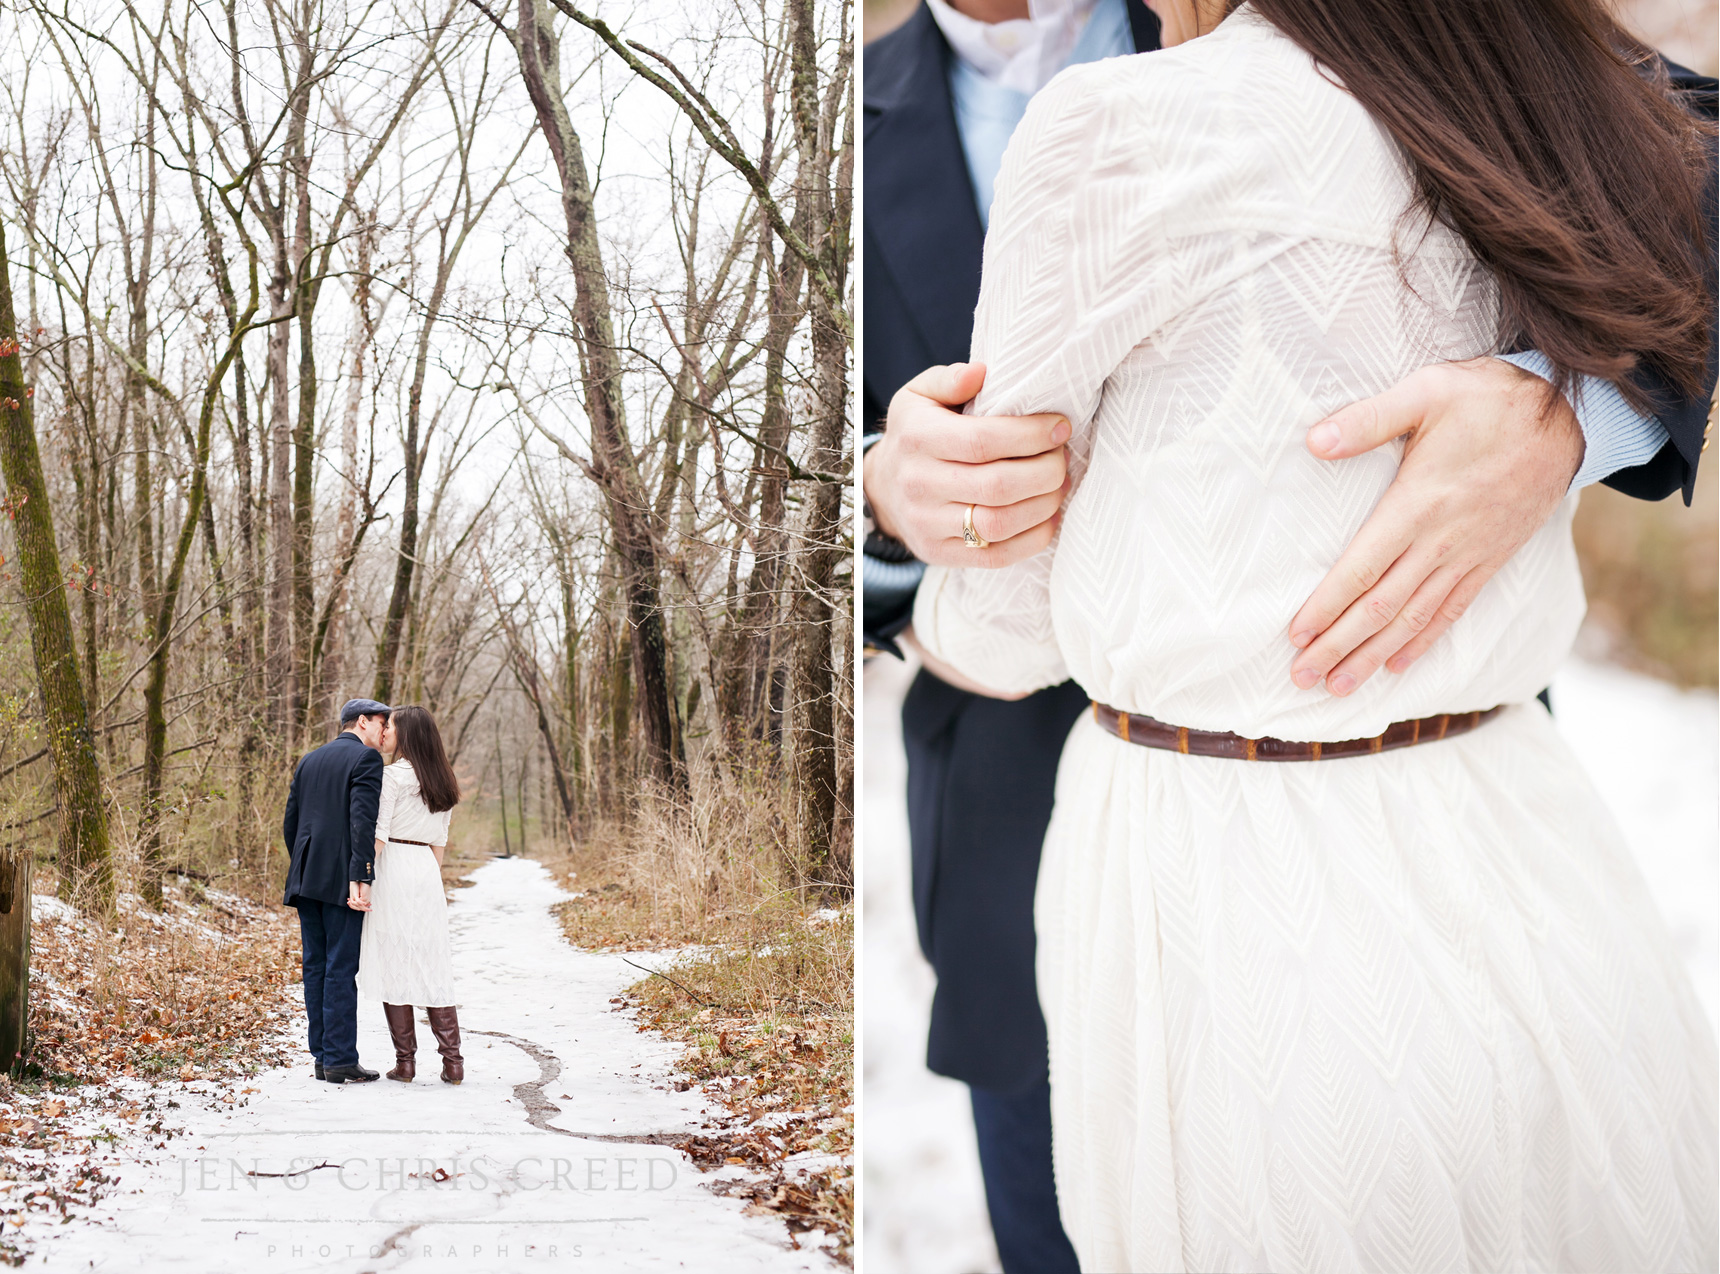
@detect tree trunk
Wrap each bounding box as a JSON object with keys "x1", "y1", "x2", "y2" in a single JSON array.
[
  {"x1": 138, "y1": 251, "x2": 257, "y2": 908},
  {"x1": 513, "y1": 0, "x2": 682, "y2": 786},
  {"x1": 0, "y1": 220, "x2": 114, "y2": 916},
  {"x1": 718, "y1": 225, "x2": 805, "y2": 749},
  {"x1": 323, "y1": 219, "x2": 373, "y2": 718},
  {"x1": 265, "y1": 256, "x2": 295, "y2": 735},
  {"x1": 783, "y1": 0, "x2": 850, "y2": 888}
]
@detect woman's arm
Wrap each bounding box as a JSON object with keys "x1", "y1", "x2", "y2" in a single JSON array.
[
  {"x1": 912, "y1": 59, "x2": 1196, "y2": 695},
  {"x1": 373, "y1": 764, "x2": 398, "y2": 846}
]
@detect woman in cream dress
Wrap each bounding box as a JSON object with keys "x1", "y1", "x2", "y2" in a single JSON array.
[
  {"x1": 357, "y1": 705, "x2": 464, "y2": 1084},
  {"x1": 909, "y1": 0, "x2": 1717, "y2": 1269}
]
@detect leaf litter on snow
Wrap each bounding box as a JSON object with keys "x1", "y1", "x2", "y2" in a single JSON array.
[{"x1": 0, "y1": 879, "x2": 299, "y2": 1264}]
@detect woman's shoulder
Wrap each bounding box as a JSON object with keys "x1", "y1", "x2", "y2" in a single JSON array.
[
  {"x1": 1006, "y1": 10, "x2": 1402, "y2": 235},
  {"x1": 1033, "y1": 9, "x2": 1321, "y2": 120},
  {"x1": 384, "y1": 758, "x2": 418, "y2": 784}
]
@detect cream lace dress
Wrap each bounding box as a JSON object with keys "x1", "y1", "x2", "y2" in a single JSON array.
[
  {"x1": 912, "y1": 9, "x2": 1717, "y2": 1271},
  {"x1": 356, "y1": 758, "x2": 458, "y2": 1008}
]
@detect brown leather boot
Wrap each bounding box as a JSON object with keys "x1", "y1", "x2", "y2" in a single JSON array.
[
  {"x1": 427, "y1": 1006, "x2": 463, "y2": 1084},
  {"x1": 382, "y1": 1003, "x2": 416, "y2": 1082}
]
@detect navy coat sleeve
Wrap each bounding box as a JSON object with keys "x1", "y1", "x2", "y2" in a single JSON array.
[
  {"x1": 347, "y1": 749, "x2": 382, "y2": 885},
  {"x1": 282, "y1": 757, "x2": 302, "y2": 852}
]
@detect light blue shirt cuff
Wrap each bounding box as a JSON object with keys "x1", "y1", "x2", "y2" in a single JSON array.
[{"x1": 1496, "y1": 351, "x2": 1669, "y2": 491}]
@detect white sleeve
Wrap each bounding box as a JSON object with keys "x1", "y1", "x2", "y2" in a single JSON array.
[
  {"x1": 374, "y1": 765, "x2": 399, "y2": 843},
  {"x1": 912, "y1": 61, "x2": 1200, "y2": 696}
]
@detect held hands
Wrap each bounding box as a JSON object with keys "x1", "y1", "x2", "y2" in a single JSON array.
[
  {"x1": 1287, "y1": 357, "x2": 1584, "y2": 695},
  {"x1": 866, "y1": 363, "x2": 1072, "y2": 567},
  {"x1": 347, "y1": 881, "x2": 373, "y2": 912}
]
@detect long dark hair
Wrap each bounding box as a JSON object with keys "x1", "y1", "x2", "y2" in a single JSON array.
[
  {"x1": 390, "y1": 705, "x2": 460, "y2": 815},
  {"x1": 1243, "y1": 0, "x2": 1713, "y2": 411}
]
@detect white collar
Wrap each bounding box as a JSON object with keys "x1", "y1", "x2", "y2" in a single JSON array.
[{"x1": 926, "y1": 0, "x2": 1100, "y2": 95}]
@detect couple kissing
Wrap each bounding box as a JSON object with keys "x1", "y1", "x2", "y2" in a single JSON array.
[{"x1": 281, "y1": 699, "x2": 465, "y2": 1086}]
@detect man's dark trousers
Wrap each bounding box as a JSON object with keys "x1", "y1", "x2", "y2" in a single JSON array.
[
  {"x1": 282, "y1": 729, "x2": 381, "y2": 1072},
  {"x1": 903, "y1": 670, "x2": 1090, "y2": 1274},
  {"x1": 297, "y1": 900, "x2": 364, "y2": 1068}
]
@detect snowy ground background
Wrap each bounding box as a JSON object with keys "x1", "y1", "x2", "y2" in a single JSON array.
[
  {"x1": 860, "y1": 651, "x2": 1720, "y2": 1274},
  {"x1": 18, "y1": 856, "x2": 841, "y2": 1273}
]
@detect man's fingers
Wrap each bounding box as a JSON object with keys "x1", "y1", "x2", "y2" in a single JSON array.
[
  {"x1": 1305, "y1": 373, "x2": 1429, "y2": 461},
  {"x1": 1288, "y1": 506, "x2": 1417, "y2": 649},
  {"x1": 923, "y1": 448, "x2": 1066, "y2": 508},
  {"x1": 940, "y1": 514, "x2": 1059, "y2": 568},
  {"x1": 1382, "y1": 565, "x2": 1496, "y2": 675},
  {"x1": 943, "y1": 413, "x2": 1071, "y2": 465},
  {"x1": 1290, "y1": 547, "x2": 1448, "y2": 691},
  {"x1": 1322, "y1": 563, "x2": 1468, "y2": 695},
  {"x1": 964, "y1": 482, "x2": 1068, "y2": 546},
  {"x1": 901, "y1": 360, "x2": 989, "y2": 407}
]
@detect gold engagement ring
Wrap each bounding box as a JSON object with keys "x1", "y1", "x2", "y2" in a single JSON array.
[{"x1": 962, "y1": 504, "x2": 989, "y2": 549}]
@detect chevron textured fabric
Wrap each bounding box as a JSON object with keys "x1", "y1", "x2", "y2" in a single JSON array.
[{"x1": 911, "y1": 8, "x2": 1719, "y2": 1271}]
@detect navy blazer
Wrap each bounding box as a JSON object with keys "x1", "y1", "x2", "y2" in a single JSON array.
[
  {"x1": 863, "y1": 1, "x2": 1161, "y2": 440},
  {"x1": 281, "y1": 732, "x2": 382, "y2": 908}
]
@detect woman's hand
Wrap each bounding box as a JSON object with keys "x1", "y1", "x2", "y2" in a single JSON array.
[{"x1": 432, "y1": 845, "x2": 445, "y2": 869}]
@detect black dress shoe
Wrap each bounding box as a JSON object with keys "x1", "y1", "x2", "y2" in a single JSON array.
[
  {"x1": 321, "y1": 1063, "x2": 380, "y2": 1083},
  {"x1": 314, "y1": 1062, "x2": 325, "y2": 1081}
]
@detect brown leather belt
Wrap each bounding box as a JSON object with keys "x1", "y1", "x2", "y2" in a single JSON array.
[
  {"x1": 1091, "y1": 702, "x2": 1504, "y2": 761},
  {"x1": 387, "y1": 838, "x2": 433, "y2": 847}
]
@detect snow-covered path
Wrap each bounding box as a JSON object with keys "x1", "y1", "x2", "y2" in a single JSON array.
[{"x1": 27, "y1": 855, "x2": 835, "y2": 1272}]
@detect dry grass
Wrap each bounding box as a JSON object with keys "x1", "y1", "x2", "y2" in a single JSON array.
[{"x1": 541, "y1": 759, "x2": 854, "y2": 1261}]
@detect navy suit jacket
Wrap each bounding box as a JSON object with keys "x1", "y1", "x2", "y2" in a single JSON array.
[{"x1": 281, "y1": 731, "x2": 382, "y2": 908}]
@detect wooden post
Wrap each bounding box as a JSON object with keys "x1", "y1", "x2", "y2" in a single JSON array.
[{"x1": 0, "y1": 853, "x2": 31, "y2": 1071}]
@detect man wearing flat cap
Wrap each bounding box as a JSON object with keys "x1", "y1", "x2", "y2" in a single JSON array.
[{"x1": 282, "y1": 698, "x2": 391, "y2": 1083}]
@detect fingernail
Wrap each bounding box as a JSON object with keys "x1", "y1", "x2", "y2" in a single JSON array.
[
  {"x1": 1293, "y1": 668, "x2": 1319, "y2": 689},
  {"x1": 1308, "y1": 421, "x2": 1341, "y2": 456},
  {"x1": 1290, "y1": 629, "x2": 1315, "y2": 649},
  {"x1": 1386, "y1": 655, "x2": 1410, "y2": 674},
  {"x1": 1328, "y1": 672, "x2": 1356, "y2": 696},
  {"x1": 950, "y1": 361, "x2": 968, "y2": 373},
  {"x1": 1051, "y1": 419, "x2": 1071, "y2": 444},
  {"x1": 1051, "y1": 510, "x2": 1064, "y2": 528}
]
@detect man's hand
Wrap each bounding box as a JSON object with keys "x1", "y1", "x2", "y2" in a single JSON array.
[
  {"x1": 866, "y1": 362, "x2": 1071, "y2": 567},
  {"x1": 1288, "y1": 357, "x2": 1585, "y2": 696},
  {"x1": 347, "y1": 881, "x2": 372, "y2": 912}
]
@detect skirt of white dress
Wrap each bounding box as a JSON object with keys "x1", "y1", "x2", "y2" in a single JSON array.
[
  {"x1": 357, "y1": 842, "x2": 458, "y2": 1008},
  {"x1": 1036, "y1": 701, "x2": 1717, "y2": 1274}
]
